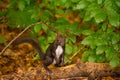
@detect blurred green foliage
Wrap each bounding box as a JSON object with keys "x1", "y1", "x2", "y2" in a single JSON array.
[
  {"x1": 0, "y1": 36, "x2": 5, "y2": 44},
  {"x1": 0, "y1": 0, "x2": 120, "y2": 67}
]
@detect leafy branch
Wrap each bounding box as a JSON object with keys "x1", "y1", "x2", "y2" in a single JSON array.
[{"x1": 0, "y1": 0, "x2": 120, "y2": 67}]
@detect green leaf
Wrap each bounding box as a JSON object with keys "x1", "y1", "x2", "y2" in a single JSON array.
[
  {"x1": 95, "y1": 11, "x2": 106, "y2": 23},
  {"x1": 38, "y1": 36, "x2": 47, "y2": 53},
  {"x1": 82, "y1": 30, "x2": 94, "y2": 35},
  {"x1": 82, "y1": 51, "x2": 90, "y2": 62},
  {"x1": 96, "y1": 45, "x2": 105, "y2": 55},
  {"x1": 53, "y1": 0, "x2": 64, "y2": 6},
  {"x1": 87, "y1": 3, "x2": 99, "y2": 18},
  {"x1": 84, "y1": 3, "x2": 98, "y2": 21},
  {"x1": 25, "y1": 0, "x2": 30, "y2": 5},
  {"x1": 64, "y1": 0, "x2": 72, "y2": 8},
  {"x1": 65, "y1": 44, "x2": 73, "y2": 55},
  {"x1": 75, "y1": 0, "x2": 89, "y2": 9},
  {"x1": 7, "y1": 10, "x2": 36, "y2": 27},
  {"x1": 84, "y1": 11, "x2": 92, "y2": 21},
  {"x1": 82, "y1": 49, "x2": 95, "y2": 62},
  {"x1": 55, "y1": 18, "x2": 69, "y2": 26},
  {"x1": 47, "y1": 31, "x2": 55, "y2": 43},
  {"x1": 81, "y1": 36, "x2": 93, "y2": 45},
  {"x1": 87, "y1": 0, "x2": 96, "y2": 2},
  {"x1": 115, "y1": 1, "x2": 120, "y2": 7},
  {"x1": 0, "y1": 36, "x2": 5, "y2": 44},
  {"x1": 54, "y1": 18, "x2": 70, "y2": 33},
  {"x1": 38, "y1": 36, "x2": 46, "y2": 44},
  {"x1": 113, "y1": 44, "x2": 119, "y2": 51},
  {"x1": 112, "y1": 34, "x2": 119, "y2": 44},
  {"x1": 109, "y1": 11, "x2": 120, "y2": 27},
  {"x1": 34, "y1": 54, "x2": 40, "y2": 60},
  {"x1": 69, "y1": 34, "x2": 76, "y2": 43},
  {"x1": 70, "y1": 22, "x2": 81, "y2": 35},
  {"x1": 95, "y1": 38, "x2": 108, "y2": 46},
  {"x1": 41, "y1": 10, "x2": 52, "y2": 21},
  {"x1": 0, "y1": 11, "x2": 6, "y2": 17},
  {"x1": 56, "y1": 9, "x2": 64, "y2": 14},
  {"x1": 18, "y1": 0, "x2": 25, "y2": 11},
  {"x1": 104, "y1": 0, "x2": 120, "y2": 27},
  {"x1": 34, "y1": 24, "x2": 42, "y2": 33},
  {"x1": 97, "y1": 0, "x2": 103, "y2": 4},
  {"x1": 107, "y1": 27, "x2": 114, "y2": 33},
  {"x1": 31, "y1": 8, "x2": 39, "y2": 20},
  {"x1": 88, "y1": 55, "x2": 96, "y2": 62},
  {"x1": 71, "y1": 0, "x2": 80, "y2": 3},
  {"x1": 41, "y1": 24, "x2": 48, "y2": 31},
  {"x1": 7, "y1": 0, "x2": 16, "y2": 8},
  {"x1": 109, "y1": 54, "x2": 119, "y2": 67},
  {"x1": 102, "y1": 23, "x2": 107, "y2": 31},
  {"x1": 96, "y1": 55, "x2": 106, "y2": 63},
  {"x1": 105, "y1": 46, "x2": 114, "y2": 61},
  {"x1": 72, "y1": 46, "x2": 79, "y2": 53}
]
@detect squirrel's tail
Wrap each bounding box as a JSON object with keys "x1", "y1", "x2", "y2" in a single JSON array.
[{"x1": 13, "y1": 37, "x2": 45, "y2": 60}]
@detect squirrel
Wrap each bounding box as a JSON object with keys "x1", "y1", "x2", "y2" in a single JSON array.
[{"x1": 13, "y1": 34, "x2": 65, "y2": 73}]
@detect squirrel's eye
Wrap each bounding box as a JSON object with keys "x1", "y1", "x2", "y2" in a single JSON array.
[{"x1": 57, "y1": 40, "x2": 61, "y2": 43}]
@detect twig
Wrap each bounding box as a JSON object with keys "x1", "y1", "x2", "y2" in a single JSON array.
[
  {"x1": 65, "y1": 46, "x2": 84, "y2": 64},
  {"x1": 0, "y1": 22, "x2": 42, "y2": 55}
]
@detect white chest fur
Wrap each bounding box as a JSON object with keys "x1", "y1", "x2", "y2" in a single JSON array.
[
  {"x1": 55, "y1": 45, "x2": 63, "y2": 59},
  {"x1": 52, "y1": 45, "x2": 63, "y2": 64}
]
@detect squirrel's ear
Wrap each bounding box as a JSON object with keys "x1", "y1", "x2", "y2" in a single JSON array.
[
  {"x1": 55, "y1": 33, "x2": 59, "y2": 38},
  {"x1": 55, "y1": 32, "x2": 65, "y2": 38}
]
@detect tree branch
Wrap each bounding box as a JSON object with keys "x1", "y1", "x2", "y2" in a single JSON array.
[{"x1": 0, "y1": 22, "x2": 42, "y2": 55}]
